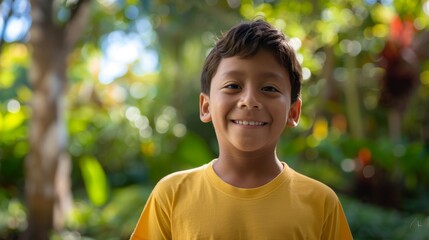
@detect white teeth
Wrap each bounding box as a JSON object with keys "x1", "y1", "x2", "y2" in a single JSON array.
[{"x1": 234, "y1": 120, "x2": 265, "y2": 126}]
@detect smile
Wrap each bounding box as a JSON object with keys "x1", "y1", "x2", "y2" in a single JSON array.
[{"x1": 232, "y1": 120, "x2": 267, "y2": 126}]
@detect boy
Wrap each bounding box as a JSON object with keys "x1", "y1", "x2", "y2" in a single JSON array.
[{"x1": 130, "y1": 19, "x2": 353, "y2": 239}]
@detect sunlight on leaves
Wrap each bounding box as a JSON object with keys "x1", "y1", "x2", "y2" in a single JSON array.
[
  {"x1": 79, "y1": 156, "x2": 110, "y2": 206},
  {"x1": 2, "y1": 111, "x2": 25, "y2": 132},
  {"x1": 0, "y1": 71, "x2": 14, "y2": 88},
  {"x1": 0, "y1": 112, "x2": 2, "y2": 132},
  {"x1": 312, "y1": 118, "x2": 328, "y2": 141},
  {"x1": 421, "y1": 70, "x2": 429, "y2": 85}
]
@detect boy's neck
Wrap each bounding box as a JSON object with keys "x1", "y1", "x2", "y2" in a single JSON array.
[{"x1": 213, "y1": 150, "x2": 283, "y2": 188}]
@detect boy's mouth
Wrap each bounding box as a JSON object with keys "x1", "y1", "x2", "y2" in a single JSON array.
[{"x1": 231, "y1": 120, "x2": 267, "y2": 126}]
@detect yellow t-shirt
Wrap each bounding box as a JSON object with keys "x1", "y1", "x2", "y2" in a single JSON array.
[{"x1": 130, "y1": 161, "x2": 353, "y2": 240}]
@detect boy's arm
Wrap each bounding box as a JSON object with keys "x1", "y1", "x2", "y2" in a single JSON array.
[
  {"x1": 130, "y1": 190, "x2": 172, "y2": 240},
  {"x1": 321, "y1": 199, "x2": 353, "y2": 240}
]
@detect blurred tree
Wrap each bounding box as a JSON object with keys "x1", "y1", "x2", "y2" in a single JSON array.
[
  {"x1": 378, "y1": 16, "x2": 429, "y2": 143},
  {"x1": 22, "y1": 0, "x2": 91, "y2": 239}
]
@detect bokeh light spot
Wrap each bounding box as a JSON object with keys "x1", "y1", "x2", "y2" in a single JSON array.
[{"x1": 7, "y1": 99, "x2": 21, "y2": 113}]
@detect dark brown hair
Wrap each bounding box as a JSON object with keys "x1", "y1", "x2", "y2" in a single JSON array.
[{"x1": 200, "y1": 19, "x2": 302, "y2": 103}]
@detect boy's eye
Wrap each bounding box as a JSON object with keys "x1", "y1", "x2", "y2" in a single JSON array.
[
  {"x1": 224, "y1": 84, "x2": 241, "y2": 89},
  {"x1": 261, "y1": 86, "x2": 279, "y2": 92}
]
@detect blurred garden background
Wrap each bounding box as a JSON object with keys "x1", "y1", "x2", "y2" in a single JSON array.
[{"x1": 1, "y1": 0, "x2": 429, "y2": 239}]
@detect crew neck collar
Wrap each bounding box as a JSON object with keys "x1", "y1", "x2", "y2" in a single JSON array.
[{"x1": 204, "y1": 159, "x2": 291, "y2": 199}]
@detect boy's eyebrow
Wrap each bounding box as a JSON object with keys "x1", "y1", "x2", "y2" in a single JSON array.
[{"x1": 219, "y1": 70, "x2": 244, "y2": 78}]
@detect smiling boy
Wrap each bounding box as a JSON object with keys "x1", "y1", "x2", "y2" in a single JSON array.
[{"x1": 130, "y1": 19, "x2": 353, "y2": 240}]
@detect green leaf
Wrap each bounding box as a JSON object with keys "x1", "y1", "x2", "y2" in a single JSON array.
[
  {"x1": 3, "y1": 111, "x2": 25, "y2": 132},
  {"x1": 177, "y1": 132, "x2": 213, "y2": 168},
  {"x1": 0, "y1": 112, "x2": 3, "y2": 132},
  {"x1": 0, "y1": 71, "x2": 14, "y2": 89},
  {"x1": 79, "y1": 156, "x2": 110, "y2": 206}
]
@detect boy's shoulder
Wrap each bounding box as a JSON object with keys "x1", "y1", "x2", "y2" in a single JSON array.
[
  {"x1": 286, "y1": 164, "x2": 340, "y2": 203},
  {"x1": 152, "y1": 163, "x2": 209, "y2": 195}
]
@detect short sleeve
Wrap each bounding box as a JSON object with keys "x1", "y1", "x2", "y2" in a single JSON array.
[
  {"x1": 130, "y1": 188, "x2": 172, "y2": 240},
  {"x1": 321, "y1": 198, "x2": 353, "y2": 240}
]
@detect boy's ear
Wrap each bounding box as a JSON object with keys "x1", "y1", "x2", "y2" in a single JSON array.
[
  {"x1": 199, "y1": 93, "x2": 212, "y2": 123},
  {"x1": 287, "y1": 98, "x2": 302, "y2": 127}
]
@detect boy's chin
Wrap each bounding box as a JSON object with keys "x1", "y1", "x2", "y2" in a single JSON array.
[{"x1": 230, "y1": 141, "x2": 273, "y2": 153}]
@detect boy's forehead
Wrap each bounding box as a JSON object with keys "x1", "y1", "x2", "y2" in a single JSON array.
[{"x1": 215, "y1": 50, "x2": 289, "y2": 78}]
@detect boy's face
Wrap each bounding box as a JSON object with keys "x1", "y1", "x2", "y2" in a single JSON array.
[{"x1": 200, "y1": 49, "x2": 301, "y2": 153}]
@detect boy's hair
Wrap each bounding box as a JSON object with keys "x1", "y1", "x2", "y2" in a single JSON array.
[{"x1": 201, "y1": 19, "x2": 302, "y2": 103}]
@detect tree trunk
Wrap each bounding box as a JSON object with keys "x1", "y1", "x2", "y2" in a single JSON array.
[
  {"x1": 22, "y1": 0, "x2": 90, "y2": 239},
  {"x1": 24, "y1": 33, "x2": 68, "y2": 240},
  {"x1": 344, "y1": 56, "x2": 364, "y2": 139}
]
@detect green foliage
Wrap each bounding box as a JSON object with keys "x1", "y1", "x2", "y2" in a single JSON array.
[
  {"x1": 79, "y1": 156, "x2": 110, "y2": 206},
  {"x1": 342, "y1": 195, "x2": 429, "y2": 240},
  {"x1": 176, "y1": 132, "x2": 214, "y2": 169},
  {"x1": 0, "y1": 191, "x2": 26, "y2": 239},
  {"x1": 63, "y1": 185, "x2": 151, "y2": 239},
  {"x1": 0, "y1": 44, "x2": 30, "y2": 191}
]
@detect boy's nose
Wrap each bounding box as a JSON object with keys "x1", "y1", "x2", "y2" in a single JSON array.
[{"x1": 238, "y1": 89, "x2": 262, "y2": 110}]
